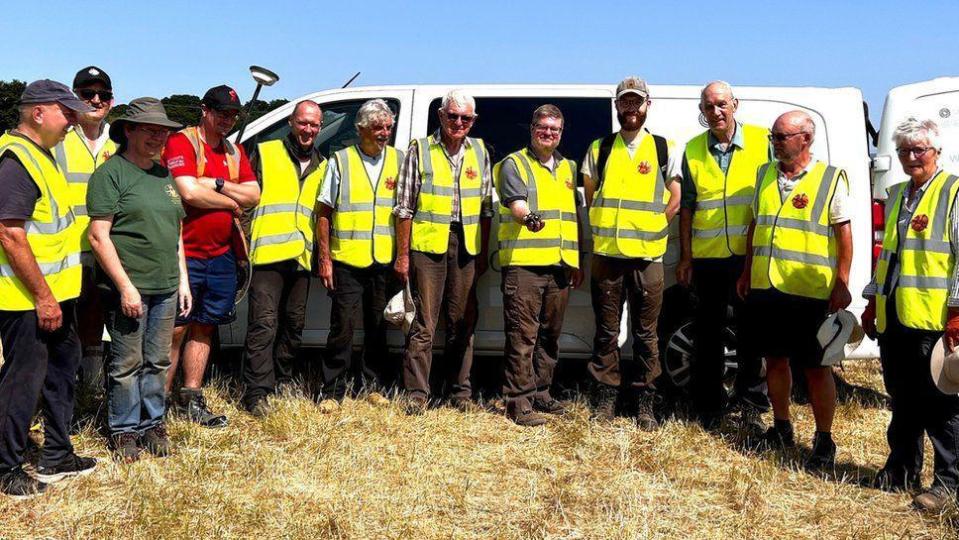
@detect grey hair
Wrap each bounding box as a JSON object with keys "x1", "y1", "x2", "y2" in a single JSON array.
[
  {"x1": 893, "y1": 117, "x2": 942, "y2": 150},
  {"x1": 440, "y1": 89, "x2": 476, "y2": 112},
  {"x1": 355, "y1": 99, "x2": 395, "y2": 129},
  {"x1": 701, "y1": 80, "x2": 735, "y2": 101}
]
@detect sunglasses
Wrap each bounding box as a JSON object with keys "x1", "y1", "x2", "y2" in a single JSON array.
[
  {"x1": 75, "y1": 88, "x2": 114, "y2": 102},
  {"x1": 768, "y1": 132, "x2": 807, "y2": 143},
  {"x1": 443, "y1": 112, "x2": 476, "y2": 124}
]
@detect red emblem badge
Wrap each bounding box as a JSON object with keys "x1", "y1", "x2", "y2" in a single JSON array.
[
  {"x1": 102, "y1": 151, "x2": 112, "y2": 161},
  {"x1": 637, "y1": 161, "x2": 651, "y2": 174},
  {"x1": 791, "y1": 193, "x2": 809, "y2": 209},
  {"x1": 465, "y1": 167, "x2": 477, "y2": 179},
  {"x1": 911, "y1": 213, "x2": 929, "y2": 232},
  {"x1": 385, "y1": 177, "x2": 396, "y2": 190}
]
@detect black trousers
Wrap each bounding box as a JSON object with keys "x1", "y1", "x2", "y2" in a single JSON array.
[
  {"x1": 879, "y1": 296, "x2": 959, "y2": 491},
  {"x1": 322, "y1": 261, "x2": 396, "y2": 398},
  {"x1": 242, "y1": 260, "x2": 310, "y2": 406},
  {"x1": 691, "y1": 256, "x2": 769, "y2": 417},
  {"x1": 0, "y1": 301, "x2": 80, "y2": 470}
]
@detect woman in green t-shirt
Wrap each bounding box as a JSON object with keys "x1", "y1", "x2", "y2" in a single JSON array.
[{"x1": 87, "y1": 98, "x2": 189, "y2": 462}]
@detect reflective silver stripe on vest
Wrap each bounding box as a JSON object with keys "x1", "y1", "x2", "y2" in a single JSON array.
[
  {"x1": 333, "y1": 230, "x2": 373, "y2": 240},
  {"x1": 755, "y1": 215, "x2": 830, "y2": 236},
  {"x1": 52, "y1": 144, "x2": 89, "y2": 184},
  {"x1": 415, "y1": 211, "x2": 452, "y2": 225},
  {"x1": 469, "y1": 137, "x2": 487, "y2": 185},
  {"x1": 337, "y1": 202, "x2": 375, "y2": 212},
  {"x1": 26, "y1": 212, "x2": 75, "y2": 235},
  {"x1": 500, "y1": 238, "x2": 579, "y2": 250},
  {"x1": 65, "y1": 172, "x2": 89, "y2": 184},
  {"x1": 692, "y1": 225, "x2": 748, "y2": 239},
  {"x1": 896, "y1": 174, "x2": 959, "y2": 255},
  {"x1": 0, "y1": 252, "x2": 81, "y2": 278},
  {"x1": 513, "y1": 153, "x2": 540, "y2": 211},
  {"x1": 591, "y1": 226, "x2": 668, "y2": 241},
  {"x1": 753, "y1": 245, "x2": 834, "y2": 267},
  {"x1": 811, "y1": 166, "x2": 838, "y2": 220},
  {"x1": 250, "y1": 231, "x2": 302, "y2": 250},
  {"x1": 375, "y1": 196, "x2": 394, "y2": 206},
  {"x1": 898, "y1": 275, "x2": 950, "y2": 289},
  {"x1": 878, "y1": 249, "x2": 894, "y2": 263},
  {"x1": 591, "y1": 198, "x2": 667, "y2": 213},
  {"x1": 418, "y1": 137, "x2": 436, "y2": 194},
  {"x1": 73, "y1": 205, "x2": 87, "y2": 217},
  {"x1": 697, "y1": 195, "x2": 753, "y2": 210},
  {"x1": 5, "y1": 142, "x2": 66, "y2": 219},
  {"x1": 902, "y1": 238, "x2": 950, "y2": 253},
  {"x1": 374, "y1": 226, "x2": 392, "y2": 236},
  {"x1": 461, "y1": 214, "x2": 481, "y2": 226},
  {"x1": 253, "y1": 203, "x2": 299, "y2": 217}
]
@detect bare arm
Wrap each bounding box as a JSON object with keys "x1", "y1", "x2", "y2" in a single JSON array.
[
  {"x1": 676, "y1": 207, "x2": 694, "y2": 287},
  {"x1": 197, "y1": 177, "x2": 261, "y2": 208},
  {"x1": 736, "y1": 220, "x2": 756, "y2": 300},
  {"x1": 477, "y1": 216, "x2": 491, "y2": 277},
  {"x1": 174, "y1": 175, "x2": 241, "y2": 211},
  {"x1": 177, "y1": 232, "x2": 192, "y2": 317},
  {"x1": 316, "y1": 204, "x2": 334, "y2": 289},
  {"x1": 829, "y1": 221, "x2": 853, "y2": 311},
  {"x1": 394, "y1": 217, "x2": 412, "y2": 282},
  {"x1": 507, "y1": 199, "x2": 531, "y2": 221},
  {"x1": 665, "y1": 179, "x2": 681, "y2": 222},
  {"x1": 584, "y1": 174, "x2": 596, "y2": 208},
  {"x1": 89, "y1": 217, "x2": 143, "y2": 318},
  {"x1": 0, "y1": 219, "x2": 61, "y2": 331}
]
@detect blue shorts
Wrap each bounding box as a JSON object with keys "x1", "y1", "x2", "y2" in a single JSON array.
[{"x1": 176, "y1": 250, "x2": 237, "y2": 327}]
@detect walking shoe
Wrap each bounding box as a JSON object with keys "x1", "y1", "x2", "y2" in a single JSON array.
[
  {"x1": 872, "y1": 468, "x2": 921, "y2": 493},
  {"x1": 510, "y1": 408, "x2": 547, "y2": 427},
  {"x1": 532, "y1": 395, "x2": 567, "y2": 415},
  {"x1": 111, "y1": 433, "x2": 141, "y2": 463},
  {"x1": 142, "y1": 424, "x2": 171, "y2": 457},
  {"x1": 804, "y1": 431, "x2": 837, "y2": 471},
  {"x1": 35, "y1": 453, "x2": 97, "y2": 483},
  {"x1": 633, "y1": 394, "x2": 659, "y2": 431},
  {"x1": 0, "y1": 467, "x2": 47, "y2": 500},
  {"x1": 913, "y1": 486, "x2": 955, "y2": 513},
  {"x1": 590, "y1": 383, "x2": 619, "y2": 421},
  {"x1": 246, "y1": 397, "x2": 271, "y2": 418},
  {"x1": 761, "y1": 420, "x2": 795, "y2": 449},
  {"x1": 177, "y1": 389, "x2": 228, "y2": 428}
]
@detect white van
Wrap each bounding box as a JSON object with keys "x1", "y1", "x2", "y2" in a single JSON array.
[{"x1": 223, "y1": 83, "x2": 876, "y2": 386}]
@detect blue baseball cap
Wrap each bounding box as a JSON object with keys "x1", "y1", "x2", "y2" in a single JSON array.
[{"x1": 20, "y1": 79, "x2": 94, "y2": 113}]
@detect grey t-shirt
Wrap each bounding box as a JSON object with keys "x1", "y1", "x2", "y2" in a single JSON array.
[{"x1": 0, "y1": 155, "x2": 41, "y2": 220}]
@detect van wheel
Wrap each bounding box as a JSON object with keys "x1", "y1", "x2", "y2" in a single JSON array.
[{"x1": 661, "y1": 319, "x2": 739, "y2": 391}]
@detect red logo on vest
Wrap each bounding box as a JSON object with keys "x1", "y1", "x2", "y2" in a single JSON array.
[
  {"x1": 465, "y1": 167, "x2": 477, "y2": 179},
  {"x1": 911, "y1": 213, "x2": 929, "y2": 233},
  {"x1": 385, "y1": 177, "x2": 396, "y2": 190},
  {"x1": 637, "y1": 161, "x2": 651, "y2": 175},
  {"x1": 565, "y1": 179, "x2": 574, "y2": 190},
  {"x1": 102, "y1": 150, "x2": 112, "y2": 161},
  {"x1": 791, "y1": 193, "x2": 809, "y2": 209}
]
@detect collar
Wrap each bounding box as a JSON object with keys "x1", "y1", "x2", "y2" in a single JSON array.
[
  {"x1": 707, "y1": 121, "x2": 744, "y2": 151},
  {"x1": 907, "y1": 168, "x2": 943, "y2": 198},
  {"x1": 776, "y1": 154, "x2": 817, "y2": 178},
  {"x1": 523, "y1": 146, "x2": 564, "y2": 165},
  {"x1": 430, "y1": 129, "x2": 472, "y2": 149},
  {"x1": 283, "y1": 133, "x2": 322, "y2": 162},
  {"x1": 8, "y1": 129, "x2": 55, "y2": 158}
]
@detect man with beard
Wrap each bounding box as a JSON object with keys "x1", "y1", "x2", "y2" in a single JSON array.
[
  {"x1": 241, "y1": 100, "x2": 326, "y2": 416},
  {"x1": 53, "y1": 66, "x2": 118, "y2": 392},
  {"x1": 163, "y1": 85, "x2": 261, "y2": 427},
  {"x1": 317, "y1": 99, "x2": 403, "y2": 404},
  {"x1": 582, "y1": 76, "x2": 682, "y2": 429}
]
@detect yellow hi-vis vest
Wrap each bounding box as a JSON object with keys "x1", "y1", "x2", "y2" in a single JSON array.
[
  {"x1": 410, "y1": 136, "x2": 487, "y2": 255},
  {"x1": 750, "y1": 160, "x2": 844, "y2": 300},
  {"x1": 493, "y1": 149, "x2": 579, "y2": 268},
  {"x1": 685, "y1": 124, "x2": 769, "y2": 258},
  {"x1": 588, "y1": 132, "x2": 669, "y2": 258},
  {"x1": 874, "y1": 171, "x2": 959, "y2": 333},
  {"x1": 330, "y1": 145, "x2": 401, "y2": 268},
  {"x1": 0, "y1": 133, "x2": 81, "y2": 310},
  {"x1": 249, "y1": 140, "x2": 325, "y2": 271},
  {"x1": 53, "y1": 127, "x2": 117, "y2": 252},
  {"x1": 178, "y1": 126, "x2": 240, "y2": 180}
]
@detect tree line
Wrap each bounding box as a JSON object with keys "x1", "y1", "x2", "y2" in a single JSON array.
[{"x1": 0, "y1": 80, "x2": 289, "y2": 133}]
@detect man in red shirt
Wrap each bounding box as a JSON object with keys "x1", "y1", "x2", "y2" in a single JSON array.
[{"x1": 162, "y1": 85, "x2": 260, "y2": 427}]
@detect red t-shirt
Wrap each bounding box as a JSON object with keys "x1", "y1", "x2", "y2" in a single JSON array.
[{"x1": 162, "y1": 132, "x2": 256, "y2": 259}]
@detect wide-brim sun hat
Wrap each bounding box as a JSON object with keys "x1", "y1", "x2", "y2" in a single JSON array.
[
  {"x1": 931, "y1": 338, "x2": 959, "y2": 395},
  {"x1": 109, "y1": 97, "x2": 183, "y2": 145},
  {"x1": 816, "y1": 309, "x2": 865, "y2": 366}
]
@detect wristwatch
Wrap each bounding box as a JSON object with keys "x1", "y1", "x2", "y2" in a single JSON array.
[{"x1": 215, "y1": 178, "x2": 225, "y2": 193}]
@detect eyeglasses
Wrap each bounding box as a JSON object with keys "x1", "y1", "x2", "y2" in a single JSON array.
[
  {"x1": 136, "y1": 125, "x2": 171, "y2": 138},
  {"x1": 533, "y1": 124, "x2": 563, "y2": 133},
  {"x1": 211, "y1": 109, "x2": 241, "y2": 121},
  {"x1": 896, "y1": 146, "x2": 936, "y2": 158},
  {"x1": 75, "y1": 89, "x2": 114, "y2": 102},
  {"x1": 443, "y1": 112, "x2": 476, "y2": 124},
  {"x1": 768, "y1": 132, "x2": 808, "y2": 143},
  {"x1": 616, "y1": 97, "x2": 646, "y2": 110}
]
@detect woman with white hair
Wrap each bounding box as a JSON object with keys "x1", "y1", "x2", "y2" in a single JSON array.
[{"x1": 862, "y1": 117, "x2": 959, "y2": 512}]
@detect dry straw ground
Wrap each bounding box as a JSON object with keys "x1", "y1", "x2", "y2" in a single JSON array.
[{"x1": 0, "y1": 360, "x2": 955, "y2": 539}]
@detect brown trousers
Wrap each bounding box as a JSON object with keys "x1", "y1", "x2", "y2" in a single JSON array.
[
  {"x1": 502, "y1": 265, "x2": 571, "y2": 413},
  {"x1": 402, "y1": 226, "x2": 477, "y2": 399},
  {"x1": 588, "y1": 255, "x2": 664, "y2": 393}
]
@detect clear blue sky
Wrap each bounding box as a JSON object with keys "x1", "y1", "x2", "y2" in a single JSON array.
[{"x1": 4, "y1": 0, "x2": 957, "y2": 127}]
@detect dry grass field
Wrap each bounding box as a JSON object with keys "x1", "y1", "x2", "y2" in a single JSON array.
[{"x1": 0, "y1": 360, "x2": 955, "y2": 539}]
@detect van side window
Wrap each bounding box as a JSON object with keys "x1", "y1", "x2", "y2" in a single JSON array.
[
  {"x1": 426, "y1": 97, "x2": 612, "y2": 172},
  {"x1": 242, "y1": 98, "x2": 401, "y2": 158}
]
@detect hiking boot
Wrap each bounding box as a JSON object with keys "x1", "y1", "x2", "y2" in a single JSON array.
[
  {"x1": 913, "y1": 486, "x2": 955, "y2": 513},
  {"x1": 246, "y1": 397, "x2": 271, "y2": 418},
  {"x1": 804, "y1": 431, "x2": 837, "y2": 471},
  {"x1": 35, "y1": 453, "x2": 97, "y2": 483},
  {"x1": 761, "y1": 420, "x2": 795, "y2": 449},
  {"x1": 510, "y1": 408, "x2": 547, "y2": 427},
  {"x1": 275, "y1": 380, "x2": 301, "y2": 397},
  {"x1": 111, "y1": 432, "x2": 141, "y2": 463},
  {"x1": 177, "y1": 389, "x2": 228, "y2": 428},
  {"x1": 590, "y1": 383, "x2": 618, "y2": 421},
  {"x1": 532, "y1": 395, "x2": 566, "y2": 415},
  {"x1": 633, "y1": 394, "x2": 659, "y2": 431},
  {"x1": 142, "y1": 424, "x2": 171, "y2": 457},
  {"x1": 0, "y1": 467, "x2": 47, "y2": 500},
  {"x1": 872, "y1": 468, "x2": 921, "y2": 493}
]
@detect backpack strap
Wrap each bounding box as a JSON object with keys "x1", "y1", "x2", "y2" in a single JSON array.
[
  {"x1": 652, "y1": 133, "x2": 668, "y2": 179},
  {"x1": 595, "y1": 133, "x2": 617, "y2": 190}
]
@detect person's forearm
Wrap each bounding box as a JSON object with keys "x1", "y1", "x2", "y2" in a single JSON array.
[
  {"x1": 679, "y1": 208, "x2": 693, "y2": 262},
  {"x1": 0, "y1": 222, "x2": 55, "y2": 302},
  {"x1": 507, "y1": 200, "x2": 530, "y2": 222},
  {"x1": 175, "y1": 177, "x2": 240, "y2": 210},
  {"x1": 396, "y1": 217, "x2": 412, "y2": 258},
  {"x1": 178, "y1": 233, "x2": 188, "y2": 284},
  {"x1": 743, "y1": 221, "x2": 756, "y2": 271},
  {"x1": 213, "y1": 180, "x2": 260, "y2": 208},
  {"x1": 89, "y1": 226, "x2": 136, "y2": 293},
  {"x1": 316, "y1": 205, "x2": 333, "y2": 262},
  {"x1": 584, "y1": 175, "x2": 596, "y2": 207},
  {"x1": 834, "y1": 221, "x2": 853, "y2": 284},
  {"x1": 665, "y1": 181, "x2": 681, "y2": 222}
]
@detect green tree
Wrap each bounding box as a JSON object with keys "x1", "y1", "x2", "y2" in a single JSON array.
[
  {"x1": 0, "y1": 80, "x2": 27, "y2": 132},
  {"x1": 162, "y1": 94, "x2": 202, "y2": 126}
]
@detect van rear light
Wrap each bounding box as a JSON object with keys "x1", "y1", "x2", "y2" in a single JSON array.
[{"x1": 872, "y1": 200, "x2": 885, "y2": 270}]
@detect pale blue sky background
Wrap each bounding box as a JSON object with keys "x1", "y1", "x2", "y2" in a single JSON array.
[{"x1": 3, "y1": 0, "x2": 956, "y2": 128}]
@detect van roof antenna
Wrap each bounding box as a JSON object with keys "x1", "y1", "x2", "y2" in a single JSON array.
[{"x1": 342, "y1": 72, "x2": 361, "y2": 89}]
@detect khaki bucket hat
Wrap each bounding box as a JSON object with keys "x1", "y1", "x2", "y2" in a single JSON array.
[{"x1": 109, "y1": 97, "x2": 183, "y2": 144}]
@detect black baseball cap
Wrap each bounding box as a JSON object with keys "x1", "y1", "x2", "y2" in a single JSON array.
[
  {"x1": 20, "y1": 79, "x2": 94, "y2": 112},
  {"x1": 73, "y1": 66, "x2": 112, "y2": 90},
  {"x1": 202, "y1": 85, "x2": 242, "y2": 111}
]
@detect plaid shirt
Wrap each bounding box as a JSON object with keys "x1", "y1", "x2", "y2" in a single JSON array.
[{"x1": 392, "y1": 130, "x2": 493, "y2": 221}]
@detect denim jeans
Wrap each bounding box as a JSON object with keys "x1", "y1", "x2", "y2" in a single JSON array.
[{"x1": 105, "y1": 290, "x2": 177, "y2": 435}]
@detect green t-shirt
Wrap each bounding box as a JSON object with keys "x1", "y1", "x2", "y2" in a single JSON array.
[{"x1": 87, "y1": 155, "x2": 186, "y2": 294}]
